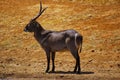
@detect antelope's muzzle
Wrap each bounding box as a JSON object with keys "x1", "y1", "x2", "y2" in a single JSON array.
[{"x1": 24, "y1": 28, "x2": 28, "y2": 32}]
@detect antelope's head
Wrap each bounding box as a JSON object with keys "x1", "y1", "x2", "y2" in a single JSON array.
[{"x1": 24, "y1": 2, "x2": 47, "y2": 32}]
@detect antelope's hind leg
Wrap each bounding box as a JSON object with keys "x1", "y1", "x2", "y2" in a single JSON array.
[
  {"x1": 72, "y1": 50, "x2": 81, "y2": 74},
  {"x1": 66, "y1": 38, "x2": 81, "y2": 73}
]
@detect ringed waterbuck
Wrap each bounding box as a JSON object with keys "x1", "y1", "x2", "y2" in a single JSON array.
[{"x1": 24, "y1": 2, "x2": 83, "y2": 73}]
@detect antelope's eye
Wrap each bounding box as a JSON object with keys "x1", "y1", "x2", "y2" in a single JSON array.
[{"x1": 28, "y1": 24, "x2": 30, "y2": 26}]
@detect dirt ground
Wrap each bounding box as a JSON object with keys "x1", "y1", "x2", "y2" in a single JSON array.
[{"x1": 0, "y1": 0, "x2": 120, "y2": 80}]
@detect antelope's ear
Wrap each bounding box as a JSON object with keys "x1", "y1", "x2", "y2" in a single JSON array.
[{"x1": 36, "y1": 23, "x2": 40, "y2": 27}]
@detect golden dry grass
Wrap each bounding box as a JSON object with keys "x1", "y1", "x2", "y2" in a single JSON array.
[{"x1": 0, "y1": 0, "x2": 120, "y2": 80}]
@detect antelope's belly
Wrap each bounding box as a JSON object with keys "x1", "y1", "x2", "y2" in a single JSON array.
[{"x1": 50, "y1": 42, "x2": 67, "y2": 52}]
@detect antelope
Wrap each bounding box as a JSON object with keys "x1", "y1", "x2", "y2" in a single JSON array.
[{"x1": 24, "y1": 2, "x2": 83, "y2": 74}]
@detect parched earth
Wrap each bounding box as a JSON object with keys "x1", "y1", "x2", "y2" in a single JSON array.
[{"x1": 0, "y1": 0, "x2": 120, "y2": 80}]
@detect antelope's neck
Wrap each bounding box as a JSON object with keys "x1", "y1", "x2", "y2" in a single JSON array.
[{"x1": 34, "y1": 29, "x2": 44, "y2": 43}]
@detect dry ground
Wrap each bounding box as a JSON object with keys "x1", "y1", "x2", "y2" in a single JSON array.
[{"x1": 0, "y1": 0, "x2": 120, "y2": 80}]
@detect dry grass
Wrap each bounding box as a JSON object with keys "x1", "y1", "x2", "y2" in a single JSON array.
[{"x1": 0, "y1": 0, "x2": 120, "y2": 80}]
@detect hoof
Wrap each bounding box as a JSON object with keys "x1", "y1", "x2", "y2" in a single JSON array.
[
  {"x1": 51, "y1": 68, "x2": 55, "y2": 72},
  {"x1": 76, "y1": 71, "x2": 81, "y2": 74},
  {"x1": 77, "y1": 72, "x2": 80, "y2": 74},
  {"x1": 73, "y1": 69, "x2": 77, "y2": 73},
  {"x1": 45, "y1": 70, "x2": 49, "y2": 73},
  {"x1": 51, "y1": 70, "x2": 55, "y2": 72},
  {"x1": 50, "y1": 70, "x2": 55, "y2": 73}
]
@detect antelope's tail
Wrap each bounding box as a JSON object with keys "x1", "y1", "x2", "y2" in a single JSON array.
[
  {"x1": 79, "y1": 35, "x2": 83, "y2": 53},
  {"x1": 75, "y1": 34, "x2": 83, "y2": 53}
]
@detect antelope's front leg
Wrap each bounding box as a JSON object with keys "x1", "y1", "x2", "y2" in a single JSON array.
[
  {"x1": 51, "y1": 52, "x2": 55, "y2": 72},
  {"x1": 45, "y1": 50, "x2": 50, "y2": 73}
]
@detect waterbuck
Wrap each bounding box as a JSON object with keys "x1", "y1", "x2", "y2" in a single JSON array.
[{"x1": 24, "y1": 2, "x2": 83, "y2": 73}]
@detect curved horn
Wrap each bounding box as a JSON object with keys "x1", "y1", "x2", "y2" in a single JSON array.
[{"x1": 32, "y1": 1, "x2": 47, "y2": 21}]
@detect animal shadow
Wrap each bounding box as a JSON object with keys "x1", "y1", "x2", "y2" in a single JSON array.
[{"x1": 49, "y1": 71, "x2": 94, "y2": 75}]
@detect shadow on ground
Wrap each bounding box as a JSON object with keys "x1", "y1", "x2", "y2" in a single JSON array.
[
  {"x1": 0, "y1": 71, "x2": 94, "y2": 78},
  {"x1": 49, "y1": 71, "x2": 94, "y2": 75}
]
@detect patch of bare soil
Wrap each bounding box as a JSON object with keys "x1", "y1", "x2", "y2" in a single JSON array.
[{"x1": 0, "y1": 0, "x2": 120, "y2": 80}]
